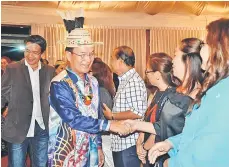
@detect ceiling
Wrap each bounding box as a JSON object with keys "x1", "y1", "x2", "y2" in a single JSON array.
[{"x1": 2, "y1": 1, "x2": 229, "y2": 16}]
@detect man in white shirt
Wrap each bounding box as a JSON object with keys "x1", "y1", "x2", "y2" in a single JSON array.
[
  {"x1": 1, "y1": 35, "x2": 55, "y2": 167},
  {"x1": 103, "y1": 46, "x2": 147, "y2": 167}
]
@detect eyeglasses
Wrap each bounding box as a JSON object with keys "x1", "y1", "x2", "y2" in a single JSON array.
[
  {"x1": 71, "y1": 52, "x2": 95, "y2": 59},
  {"x1": 25, "y1": 49, "x2": 41, "y2": 56},
  {"x1": 145, "y1": 70, "x2": 154, "y2": 75}
]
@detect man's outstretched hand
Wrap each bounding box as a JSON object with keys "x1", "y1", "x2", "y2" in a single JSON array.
[{"x1": 109, "y1": 121, "x2": 132, "y2": 136}]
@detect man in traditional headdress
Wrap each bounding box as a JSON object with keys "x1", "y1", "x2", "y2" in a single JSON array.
[{"x1": 48, "y1": 10, "x2": 129, "y2": 167}]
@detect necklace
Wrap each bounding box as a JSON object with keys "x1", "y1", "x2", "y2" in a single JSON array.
[
  {"x1": 75, "y1": 81, "x2": 93, "y2": 106},
  {"x1": 64, "y1": 77, "x2": 93, "y2": 106}
]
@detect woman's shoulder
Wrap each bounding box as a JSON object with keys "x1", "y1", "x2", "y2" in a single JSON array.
[
  {"x1": 207, "y1": 76, "x2": 229, "y2": 96},
  {"x1": 166, "y1": 87, "x2": 193, "y2": 110},
  {"x1": 202, "y1": 77, "x2": 229, "y2": 107},
  {"x1": 99, "y1": 86, "x2": 109, "y2": 93},
  {"x1": 99, "y1": 87, "x2": 112, "y2": 98},
  {"x1": 99, "y1": 87, "x2": 113, "y2": 110}
]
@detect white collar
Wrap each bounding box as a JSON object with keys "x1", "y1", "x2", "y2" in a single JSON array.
[
  {"x1": 25, "y1": 59, "x2": 42, "y2": 71},
  {"x1": 118, "y1": 68, "x2": 135, "y2": 81}
]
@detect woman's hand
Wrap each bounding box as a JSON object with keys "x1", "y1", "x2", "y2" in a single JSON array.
[
  {"x1": 148, "y1": 140, "x2": 173, "y2": 164},
  {"x1": 136, "y1": 133, "x2": 147, "y2": 164},
  {"x1": 136, "y1": 142, "x2": 147, "y2": 164},
  {"x1": 123, "y1": 119, "x2": 138, "y2": 133},
  {"x1": 109, "y1": 121, "x2": 131, "y2": 136}
]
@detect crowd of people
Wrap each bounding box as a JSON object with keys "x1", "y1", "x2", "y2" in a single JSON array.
[{"x1": 1, "y1": 17, "x2": 229, "y2": 167}]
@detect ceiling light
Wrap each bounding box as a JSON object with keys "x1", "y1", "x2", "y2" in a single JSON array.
[{"x1": 18, "y1": 45, "x2": 25, "y2": 50}]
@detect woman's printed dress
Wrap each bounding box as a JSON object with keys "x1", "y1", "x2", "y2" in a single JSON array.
[{"x1": 48, "y1": 69, "x2": 109, "y2": 167}]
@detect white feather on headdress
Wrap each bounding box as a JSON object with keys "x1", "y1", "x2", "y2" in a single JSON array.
[
  {"x1": 57, "y1": 8, "x2": 84, "y2": 20},
  {"x1": 57, "y1": 8, "x2": 85, "y2": 33},
  {"x1": 57, "y1": 8, "x2": 103, "y2": 47}
]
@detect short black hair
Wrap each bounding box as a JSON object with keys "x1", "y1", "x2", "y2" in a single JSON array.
[
  {"x1": 24, "y1": 35, "x2": 47, "y2": 54},
  {"x1": 113, "y1": 46, "x2": 135, "y2": 67}
]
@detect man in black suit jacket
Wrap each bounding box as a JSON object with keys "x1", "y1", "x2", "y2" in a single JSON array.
[{"x1": 1, "y1": 35, "x2": 55, "y2": 167}]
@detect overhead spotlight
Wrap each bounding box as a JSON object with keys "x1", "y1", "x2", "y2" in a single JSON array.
[{"x1": 18, "y1": 45, "x2": 25, "y2": 50}]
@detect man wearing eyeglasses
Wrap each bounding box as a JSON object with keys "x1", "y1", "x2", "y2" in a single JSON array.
[
  {"x1": 1, "y1": 35, "x2": 55, "y2": 167},
  {"x1": 48, "y1": 29, "x2": 130, "y2": 167}
]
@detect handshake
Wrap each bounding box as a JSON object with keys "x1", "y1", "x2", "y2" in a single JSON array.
[
  {"x1": 109, "y1": 120, "x2": 138, "y2": 136},
  {"x1": 102, "y1": 103, "x2": 141, "y2": 135}
]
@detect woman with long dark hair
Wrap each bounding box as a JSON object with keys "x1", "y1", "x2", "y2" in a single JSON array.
[
  {"x1": 126, "y1": 52, "x2": 195, "y2": 167},
  {"x1": 124, "y1": 38, "x2": 205, "y2": 166},
  {"x1": 138, "y1": 53, "x2": 181, "y2": 167},
  {"x1": 148, "y1": 18, "x2": 229, "y2": 167},
  {"x1": 92, "y1": 59, "x2": 115, "y2": 109},
  {"x1": 91, "y1": 58, "x2": 115, "y2": 167},
  {"x1": 173, "y1": 38, "x2": 204, "y2": 99}
]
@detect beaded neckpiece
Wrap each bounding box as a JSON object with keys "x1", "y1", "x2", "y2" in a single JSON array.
[
  {"x1": 75, "y1": 82, "x2": 93, "y2": 106},
  {"x1": 64, "y1": 76, "x2": 93, "y2": 106}
]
